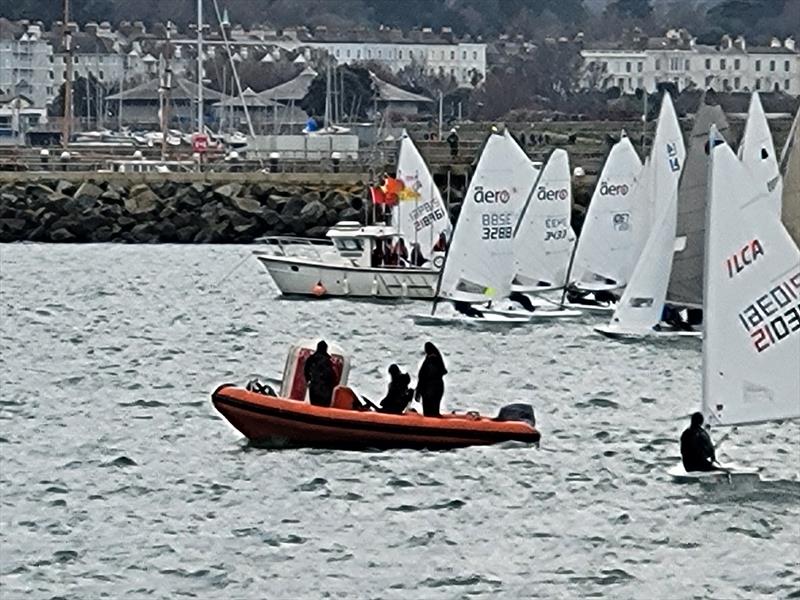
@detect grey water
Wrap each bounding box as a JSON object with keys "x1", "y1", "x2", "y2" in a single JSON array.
[{"x1": 1, "y1": 244, "x2": 798, "y2": 600}]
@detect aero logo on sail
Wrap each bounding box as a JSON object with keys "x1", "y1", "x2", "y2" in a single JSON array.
[
  {"x1": 726, "y1": 239, "x2": 764, "y2": 278},
  {"x1": 473, "y1": 186, "x2": 511, "y2": 203},
  {"x1": 537, "y1": 187, "x2": 569, "y2": 201},
  {"x1": 599, "y1": 181, "x2": 630, "y2": 196}
]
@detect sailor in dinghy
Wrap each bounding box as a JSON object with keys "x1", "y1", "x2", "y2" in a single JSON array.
[{"x1": 668, "y1": 127, "x2": 800, "y2": 483}]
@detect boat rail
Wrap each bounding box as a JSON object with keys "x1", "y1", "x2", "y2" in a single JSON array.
[{"x1": 253, "y1": 236, "x2": 334, "y2": 260}]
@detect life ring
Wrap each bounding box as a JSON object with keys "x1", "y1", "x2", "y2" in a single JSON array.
[{"x1": 433, "y1": 255, "x2": 445, "y2": 269}]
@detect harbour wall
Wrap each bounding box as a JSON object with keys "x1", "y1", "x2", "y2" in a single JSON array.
[{"x1": 0, "y1": 172, "x2": 594, "y2": 243}]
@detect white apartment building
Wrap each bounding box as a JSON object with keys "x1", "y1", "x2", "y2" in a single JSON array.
[
  {"x1": 582, "y1": 31, "x2": 799, "y2": 96},
  {"x1": 0, "y1": 24, "x2": 55, "y2": 107}
]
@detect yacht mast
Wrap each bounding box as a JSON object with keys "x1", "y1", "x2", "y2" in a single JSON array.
[{"x1": 196, "y1": 0, "x2": 203, "y2": 134}]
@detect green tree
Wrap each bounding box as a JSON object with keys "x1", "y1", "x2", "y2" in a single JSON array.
[{"x1": 299, "y1": 64, "x2": 376, "y2": 123}]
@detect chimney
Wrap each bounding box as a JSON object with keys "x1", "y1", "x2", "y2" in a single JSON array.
[
  {"x1": 734, "y1": 35, "x2": 745, "y2": 51},
  {"x1": 720, "y1": 34, "x2": 732, "y2": 50},
  {"x1": 770, "y1": 37, "x2": 781, "y2": 48},
  {"x1": 85, "y1": 21, "x2": 98, "y2": 36},
  {"x1": 785, "y1": 37, "x2": 796, "y2": 51}
]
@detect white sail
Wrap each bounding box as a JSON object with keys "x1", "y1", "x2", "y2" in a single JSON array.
[
  {"x1": 394, "y1": 132, "x2": 452, "y2": 251},
  {"x1": 513, "y1": 148, "x2": 574, "y2": 290},
  {"x1": 438, "y1": 130, "x2": 536, "y2": 303},
  {"x1": 602, "y1": 93, "x2": 686, "y2": 333},
  {"x1": 702, "y1": 136, "x2": 800, "y2": 426},
  {"x1": 667, "y1": 103, "x2": 730, "y2": 308},
  {"x1": 738, "y1": 92, "x2": 782, "y2": 215},
  {"x1": 572, "y1": 132, "x2": 643, "y2": 290},
  {"x1": 780, "y1": 109, "x2": 800, "y2": 247}
]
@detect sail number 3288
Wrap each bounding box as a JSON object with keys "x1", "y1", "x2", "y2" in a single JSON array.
[{"x1": 481, "y1": 213, "x2": 513, "y2": 240}]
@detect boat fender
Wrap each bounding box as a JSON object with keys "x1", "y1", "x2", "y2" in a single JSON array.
[
  {"x1": 370, "y1": 277, "x2": 378, "y2": 296},
  {"x1": 246, "y1": 379, "x2": 276, "y2": 396},
  {"x1": 312, "y1": 281, "x2": 326, "y2": 297},
  {"x1": 401, "y1": 281, "x2": 408, "y2": 297},
  {"x1": 343, "y1": 276, "x2": 350, "y2": 295}
]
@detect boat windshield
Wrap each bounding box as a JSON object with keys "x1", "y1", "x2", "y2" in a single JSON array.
[{"x1": 334, "y1": 238, "x2": 365, "y2": 254}]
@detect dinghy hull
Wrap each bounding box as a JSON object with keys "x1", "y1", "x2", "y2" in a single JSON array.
[
  {"x1": 212, "y1": 385, "x2": 540, "y2": 449},
  {"x1": 594, "y1": 324, "x2": 702, "y2": 340}
]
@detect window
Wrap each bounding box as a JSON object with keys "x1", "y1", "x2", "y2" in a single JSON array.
[
  {"x1": 755, "y1": 78, "x2": 761, "y2": 90},
  {"x1": 377, "y1": 49, "x2": 382, "y2": 58},
  {"x1": 473, "y1": 50, "x2": 477, "y2": 59},
  {"x1": 398, "y1": 50, "x2": 403, "y2": 59},
  {"x1": 618, "y1": 77, "x2": 625, "y2": 88},
  {"x1": 367, "y1": 49, "x2": 371, "y2": 58},
  {"x1": 49, "y1": 70, "x2": 53, "y2": 79},
  {"x1": 638, "y1": 77, "x2": 644, "y2": 88},
  {"x1": 462, "y1": 50, "x2": 466, "y2": 59},
  {"x1": 346, "y1": 49, "x2": 350, "y2": 58},
  {"x1": 786, "y1": 79, "x2": 791, "y2": 90},
  {"x1": 74, "y1": 55, "x2": 79, "y2": 63},
  {"x1": 705, "y1": 58, "x2": 711, "y2": 69},
  {"x1": 450, "y1": 50, "x2": 455, "y2": 60},
  {"x1": 785, "y1": 60, "x2": 791, "y2": 72},
  {"x1": 734, "y1": 58, "x2": 740, "y2": 69},
  {"x1": 670, "y1": 58, "x2": 679, "y2": 70},
  {"x1": 655, "y1": 59, "x2": 661, "y2": 70},
  {"x1": 99, "y1": 70, "x2": 104, "y2": 80},
  {"x1": 47, "y1": 86, "x2": 53, "y2": 95},
  {"x1": 99, "y1": 56, "x2": 104, "y2": 64},
  {"x1": 637, "y1": 61, "x2": 643, "y2": 72},
  {"x1": 734, "y1": 76, "x2": 740, "y2": 89},
  {"x1": 755, "y1": 59, "x2": 761, "y2": 71},
  {"x1": 48, "y1": 55, "x2": 53, "y2": 63},
  {"x1": 334, "y1": 239, "x2": 364, "y2": 253},
  {"x1": 720, "y1": 58, "x2": 726, "y2": 69},
  {"x1": 626, "y1": 61, "x2": 631, "y2": 73},
  {"x1": 705, "y1": 75, "x2": 714, "y2": 87},
  {"x1": 357, "y1": 49, "x2": 361, "y2": 58},
  {"x1": 770, "y1": 60, "x2": 775, "y2": 71},
  {"x1": 723, "y1": 77, "x2": 729, "y2": 89},
  {"x1": 335, "y1": 49, "x2": 340, "y2": 57},
  {"x1": 684, "y1": 59, "x2": 690, "y2": 71}
]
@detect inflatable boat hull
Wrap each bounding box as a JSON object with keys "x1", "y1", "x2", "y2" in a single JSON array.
[{"x1": 212, "y1": 385, "x2": 540, "y2": 450}]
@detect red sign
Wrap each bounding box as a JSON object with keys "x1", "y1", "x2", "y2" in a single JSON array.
[{"x1": 192, "y1": 133, "x2": 209, "y2": 153}]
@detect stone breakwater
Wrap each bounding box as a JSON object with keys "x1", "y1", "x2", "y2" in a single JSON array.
[
  {"x1": 0, "y1": 176, "x2": 372, "y2": 243},
  {"x1": 0, "y1": 173, "x2": 594, "y2": 243}
]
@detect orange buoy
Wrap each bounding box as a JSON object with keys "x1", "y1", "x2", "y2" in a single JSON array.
[{"x1": 312, "y1": 281, "x2": 326, "y2": 297}]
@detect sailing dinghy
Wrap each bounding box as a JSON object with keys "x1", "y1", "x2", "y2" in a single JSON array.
[
  {"x1": 571, "y1": 131, "x2": 643, "y2": 303},
  {"x1": 412, "y1": 130, "x2": 534, "y2": 325},
  {"x1": 485, "y1": 148, "x2": 582, "y2": 320},
  {"x1": 668, "y1": 131, "x2": 800, "y2": 482},
  {"x1": 595, "y1": 93, "x2": 691, "y2": 338}
]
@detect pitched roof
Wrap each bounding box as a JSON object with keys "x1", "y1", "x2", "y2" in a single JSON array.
[
  {"x1": 257, "y1": 68, "x2": 317, "y2": 102},
  {"x1": 105, "y1": 76, "x2": 225, "y2": 102},
  {"x1": 371, "y1": 74, "x2": 432, "y2": 103}
]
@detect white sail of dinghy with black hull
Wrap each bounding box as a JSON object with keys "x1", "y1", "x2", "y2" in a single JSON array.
[
  {"x1": 571, "y1": 132, "x2": 643, "y2": 295},
  {"x1": 738, "y1": 91, "x2": 782, "y2": 216},
  {"x1": 394, "y1": 131, "x2": 452, "y2": 264},
  {"x1": 412, "y1": 130, "x2": 535, "y2": 326},
  {"x1": 595, "y1": 93, "x2": 690, "y2": 339},
  {"x1": 668, "y1": 132, "x2": 800, "y2": 482}
]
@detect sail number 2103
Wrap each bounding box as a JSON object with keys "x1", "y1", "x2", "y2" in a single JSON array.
[{"x1": 481, "y1": 213, "x2": 513, "y2": 240}]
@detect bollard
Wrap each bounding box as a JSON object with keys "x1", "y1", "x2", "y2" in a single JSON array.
[
  {"x1": 269, "y1": 151, "x2": 280, "y2": 173},
  {"x1": 59, "y1": 151, "x2": 71, "y2": 172},
  {"x1": 40, "y1": 148, "x2": 50, "y2": 170},
  {"x1": 331, "y1": 151, "x2": 341, "y2": 173}
]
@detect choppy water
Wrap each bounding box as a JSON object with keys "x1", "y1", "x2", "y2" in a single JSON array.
[{"x1": 1, "y1": 244, "x2": 799, "y2": 599}]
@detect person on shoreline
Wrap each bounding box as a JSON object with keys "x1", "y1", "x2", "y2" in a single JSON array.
[
  {"x1": 415, "y1": 342, "x2": 448, "y2": 417},
  {"x1": 680, "y1": 412, "x2": 720, "y2": 472},
  {"x1": 304, "y1": 340, "x2": 336, "y2": 407}
]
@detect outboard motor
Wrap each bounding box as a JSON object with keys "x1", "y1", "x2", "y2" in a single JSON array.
[{"x1": 494, "y1": 403, "x2": 536, "y2": 426}]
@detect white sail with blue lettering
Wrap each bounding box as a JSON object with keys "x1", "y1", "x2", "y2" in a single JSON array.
[
  {"x1": 702, "y1": 134, "x2": 800, "y2": 426},
  {"x1": 738, "y1": 92, "x2": 782, "y2": 216},
  {"x1": 394, "y1": 131, "x2": 452, "y2": 252},
  {"x1": 571, "y1": 132, "x2": 643, "y2": 290},
  {"x1": 438, "y1": 130, "x2": 535, "y2": 303},
  {"x1": 599, "y1": 93, "x2": 686, "y2": 334},
  {"x1": 513, "y1": 148, "x2": 574, "y2": 291}
]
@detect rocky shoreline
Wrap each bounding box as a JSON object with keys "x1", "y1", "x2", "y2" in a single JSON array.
[{"x1": 0, "y1": 176, "x2": 592, "y2": 243}]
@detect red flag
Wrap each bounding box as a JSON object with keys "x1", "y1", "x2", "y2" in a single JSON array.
[{"x1": 370, "y1": 186, "x2": 386, "y2": 204}]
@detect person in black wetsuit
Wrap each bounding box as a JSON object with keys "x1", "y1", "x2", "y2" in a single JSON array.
[
  {"x1": 379, "y1": 364, "x2": 414, "y2": 414},
  {"x1": 680, "y1": 412, "x2": 719, "y2": 471},
  {"x1": 303, "y1": 340, "x2": 336, "y2": 407},
  {"x1": 415, "y1": 342, "x2": 448, "y2": 417},
  {"x1": 663, "y1": 305, "x2": 694, "y2": 332},
  {"x1": 453, "y1": 300, "x2": 484, "y2": 318},
  {"x1": 509, "y1": 291, "x2": 536, "y2": 312}
]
